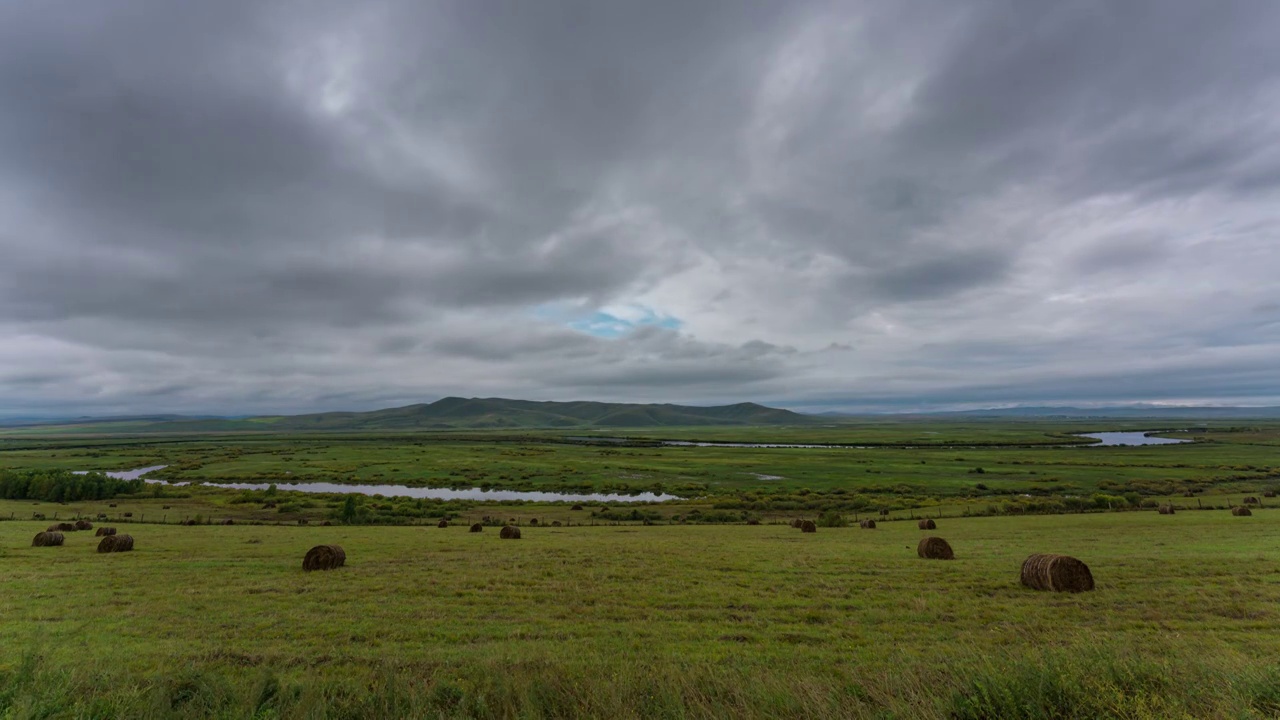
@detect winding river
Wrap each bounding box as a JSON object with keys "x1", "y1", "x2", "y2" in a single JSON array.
[{"x1": 77, "y1": 431, "x2": 1187, "y2": 502}]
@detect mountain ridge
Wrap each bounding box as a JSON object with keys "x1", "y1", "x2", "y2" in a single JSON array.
[{"x1": 11, "y1": 397, "x2": 817, "y2": 432}]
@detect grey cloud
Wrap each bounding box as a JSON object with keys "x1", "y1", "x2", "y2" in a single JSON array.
[{"x1": 2, "y1": 0, "x2": 1279, "y2": 416}]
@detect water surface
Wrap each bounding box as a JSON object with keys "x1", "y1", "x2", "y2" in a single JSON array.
[
  {"x1": 1076, "y1": 431, "x2": 1189, "y2": 446},
  {"x1": 81, "y1": 466, "x2": 680, "y2": 503}
]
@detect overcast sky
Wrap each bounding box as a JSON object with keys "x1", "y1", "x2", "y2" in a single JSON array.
[{"x1": 2, "y1": 1, "x2": 1279, "y2": 417}]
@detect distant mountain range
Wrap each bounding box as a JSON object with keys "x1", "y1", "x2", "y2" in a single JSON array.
[
  {"x1": 7, "y1": 400, "x2": 1280, "y2": 433},
  {"x1": 928, "y1": 405, "x2": 1280, "y2": 419},
  {"x1": 4, "y1": 397, "x2": 815, "y2": 432},
  {"x1": 858, "y1": 406, "x2": 1280, "y2": 419}
]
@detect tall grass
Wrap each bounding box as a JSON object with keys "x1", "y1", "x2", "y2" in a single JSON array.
[{"x1": 4, "y1": 648, "x2": 1280, "y2": 719}]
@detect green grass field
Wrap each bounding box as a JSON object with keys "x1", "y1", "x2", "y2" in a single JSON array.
[
  {"x1": 3, "y1": 510, "x2": 1280, "y2": 718},
  {"x1": 3, "y1": 421, "x2": 1280, "y2": 717},
  {"x1": 2, "y1": 424, "x2": 1278, "y2": 506}
]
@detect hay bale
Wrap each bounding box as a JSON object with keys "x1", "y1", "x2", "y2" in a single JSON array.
[
  {"x1": 1244, "y1": 496, "x2": 1259, "y2": 505},
  {"x1": 469, "y1": 523, "x2": 483, "y2": 533},
  {"x1": 123, "y1": 512, "x2": 133, "y2": 517},
  {"x1": 48, "y1": 522, "x2": 76, "y2": 532},
  {"x1": 879, "y1": 509, "x2": 889, "y2": 516},
  {"x1": 96, "y1": 513, "x2": 107, "y2": 519},
  {"x1": 95, "y1": 527, "x2": 117, "y2": 537},
  {"x1": 500, "y1": 525, "x2": 522, "y2": 539},
  {"x1": 917, "y1": 518, "x2": 937, "y2": 530},
  {"x1": 98, "y1": 534, "x2": 134, "y2": 553},
  {"x1": 1020, "y1": 554, "x2": 1094, "y2": 592},
  {"x1": 75, "y1": 519, "x2": 93, "y2": 530},
  {"x1": 529, "y1": 518, "x2": 538, "y2": 525},
  {"x1": 1158, "y1": 504, "x2": 1175, "y2": 515},
  {"x1": 1182, "y1": 491, "x2": 1195, "y2": 497},
  {"x1": 162, "y1": 505, "x2": 171, "y2": 509},
  {"x1": 109, "y1": 503, "x2": 117, "y2": 508},
  {"x1": 181, "y1": 519, "x2": 199, "y2": 526},
  {"x1": 800, "y1": 520, "x2": 817, "y2": 533},
  {"x1": 1265, "y1": 491, "x2": 1277, "y2": 498},
  {"x1": 571, "y1": 504, "x2": 584, "y2": 511},
  {"x1": 1232, "y1": 506, "x2": 1253, "y2": 516},
  {"x1": 32, "y1": 513, "x2": 45, "y2": 520},
  {"x1": 302, "y1": 544, "x2": 346, "y2": 571},
  {"x1": 859, "y1": 519, "x2": 877, "y2": 529},
  {"x1": 552, "y1": 520, "x2": 562, "y2": 527},
  {"x1": 917, "y1": 536, "x2": 954, "y2": 560},
  {"x1": 437, "y1": 519, "x2": 449, "y2": 528},
  {"x1": 746, "y1": 519, "x2": 760, "y2": 525},
  {"x1": 31, "y1": 531, "x2": 64, "y2": 547},
  {"x1": 790, "y1": 518, "x2": 803, "y2": 529}
]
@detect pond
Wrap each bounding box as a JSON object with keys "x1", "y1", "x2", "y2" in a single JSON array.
[
  {"x1": 1075, "y1": 431, "x2": 1190, "y2": 446},
  {"x1": 78, "y1": 466, "x2": 682, "y2": 503}
]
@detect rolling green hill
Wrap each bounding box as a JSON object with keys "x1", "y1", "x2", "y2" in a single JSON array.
[
  {"x1": 269, "y1": 397, "x2": 814, "y2": 430},
  {"x1": 6, "y1": 397, "x2": 816, "y2": 433}
]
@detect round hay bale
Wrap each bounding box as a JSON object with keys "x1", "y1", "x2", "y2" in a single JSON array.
[
  {"x1": 75, "y1": 519, "x2": 93, "y2": 531},
  {"x1": 552, "y1": 520, "x2": 562, "y2": 527},
  {"x1": 529, "y1": 518, "x2": 538, "y2": 525},
  {"x1": 500, "y1": 525, "x2": 522, "y2": 540},
  {"x1": 31, "y1": 531, "x2": 64, "y2": 547},
  {"x1": 437, "y1": 519, "x2": 449, "y2": 528},
  {"x1": 50, "y1": 522, "x2": 76, "y2": 532},
  {"x1": 859, "y1": 519, "x2": 877, "y2": 529},
  {"x1": 917, "y1": 518, "x2": 937, "y2": 530},
  {"x1": 917, "y1": 537, "x2": 954, "y2": 560},
  {"x1": 1232, "y1": 506, "x2": 1253, "y2": 516},
  {"x1": 123, "y1": 512, "x2": 132, "y2": 518},
  {"x1": 108, "y1": 503, "x2": 117, "y2": 508},
  {"x1": 98, "y1": 534, "x2": 134, "y2": 553},
  {"x1": 181, "y1": 519, "x2": 199, "y2": 526},
  {"x1": 800, "y1": 520, "x2": 817, "y2": 533},
  {"x1": 1244, "y1": 496, "x2": 1259, "y2": 505},
  {"x1": 878, "y1": 509, "x2": 889, "y2": 516},
  {"x1": 790, "y1": 518, "x2": 803, "y2": 529},
  {"x1": 96, "y1": 513, "x2": 107, "y2": 519},
  {"x1": 746, "y1": 519, "x2": 760, "y2": 525},
  {"x1": 1157, "y1": 504, "x2": 1175, "y2": 515},
  {"x1": 95, "y1": 527, "x2": 117, "y2": 537},
  {"x1": 571, "y1": 505, "x2": 583, "y2": 511},
  {"x1": 302, "y1": 544, "x2": 346, "y2": 571},
  {"x1": 321, "y1": 520, "x2": 332, "y2": 526},
  {"x1": 1265, "y1": 491, "x2": 1277, "y2": 498},
  {"x1": 221, "y1": 519, "x2": 235, "y2": 525},
  {"x1": 469, "y1": 523, "x2": 483, "y2": 533},
  {"x1": 1020, "y1": 553, "x2": 1094, "y2": 592}
]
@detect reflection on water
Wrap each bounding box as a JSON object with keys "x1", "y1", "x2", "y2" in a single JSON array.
[
  {"x1": 79, "y1": 466, "x2": 680, "y2": 503},
  {"x1": 1076, "y1": 432, "x2": 1189, "y2": 446}
]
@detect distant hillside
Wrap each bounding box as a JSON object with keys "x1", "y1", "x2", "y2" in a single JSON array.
[
  {"x1": 28, "y1": 397, "x2": 817, "y2": 433},
  {"x1": 266, "y1": 397, "x2": 814, "y2": 430},
  {"x1": 920, "y1": 406, "x2": 1280, "y2": 419}
]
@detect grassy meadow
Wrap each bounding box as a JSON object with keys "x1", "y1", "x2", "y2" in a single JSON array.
[
  {"x1": 3, "y1": 511, "x2": 1280, "y2": 718},
  {"x1": 3, "y1": 420, "x2": 1280, "y2": 717}
]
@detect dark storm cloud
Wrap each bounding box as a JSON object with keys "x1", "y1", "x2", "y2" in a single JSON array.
[{"x1": 2, "y1": 0, "x2": 1279, "y2": 416}]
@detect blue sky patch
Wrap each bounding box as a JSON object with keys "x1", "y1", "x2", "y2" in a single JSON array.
[{"x1": 532, "y1": 303, "x2": 683, "y2": 338}]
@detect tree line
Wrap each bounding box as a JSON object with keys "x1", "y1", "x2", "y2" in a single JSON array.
[{"x1": 0, "y1": 468, "x2": 145, "y2": 502}]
